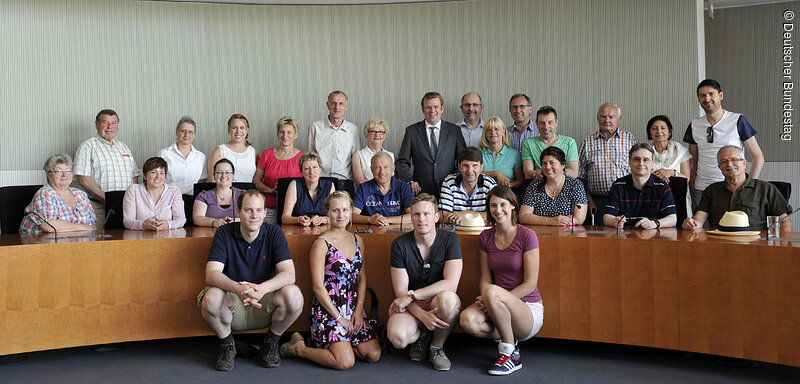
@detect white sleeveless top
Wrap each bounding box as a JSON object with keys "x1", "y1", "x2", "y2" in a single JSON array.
[
  {"x1": 218, "y1": 144, "x2": 257, "y2": 183},
  {"x1": 356, "y1": 146, "x2": 394, "y2": 181}
]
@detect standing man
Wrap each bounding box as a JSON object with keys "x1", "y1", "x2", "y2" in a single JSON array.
[
  {"x1": 507, "y1": 94, "x2": 540, "y2": 154},
  {"x1": 603, "y1": 143, "x2": 677, "y2": 229},
  {"x1": 683, "y1": 79, "x2": 764, "y2": 204},
  {"x1": 439, "y1": 147, "x2": 497, "y2": 224},
  {"x1": 74, "y1": 109, "x2": 139, "y2": 228},
  {"x1": 352, "y1": 152, "x2": 413, "y2": 226},
  {"x1": 396, "y1": 92, "x2": 467, "y2": 197},
  {"x1": 456, "y1": 92, "x2": 485, "y2": 147},
  {"x1": 388, "y1": 193, "x2": 462, "y2": 371},
  {"x1": 521, "y1": 106, "x2": 579, "y2": 179},
  {"x1": 307, "y1": 90, "x2": 361, "y2": 183},
  {"x1": 198, "y1": 190, "x2": 303, "y2": 371},
  {"x1": 578, "y1": 103, "x2": 638, "y2": 225}
]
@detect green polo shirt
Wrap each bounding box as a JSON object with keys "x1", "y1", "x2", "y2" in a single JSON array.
[{"x1": 521, "y1": 135, "x2": 579, "y2": 169}]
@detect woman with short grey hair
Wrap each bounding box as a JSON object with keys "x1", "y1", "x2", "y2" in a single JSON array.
[
  {"x1": 19, "y1": 153, "x2": 96, "y2": 233},
  {"x1": 159, "y1": 115, "x2": 208, "y2": 195}
]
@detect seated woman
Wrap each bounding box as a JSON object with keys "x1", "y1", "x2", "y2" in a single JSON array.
[
  {"x1": 648, "y1": 115, "x2": 691, "y2": 183},
  {"x1": 279, "y1": 191, "x2": 381, "y2": 370},
  {"x1": 207, "y1": 113, "x2": 257, "y2": 183},
  {"x1": 253, "y1": 116, "x2": 304, "y2": 224},
  {"x1": 519, "y1": 147, "x2": 587, "y2": 226},
  {"x1": 19, "y1": 153, "x2": 96, "y2": 233},
  {"x1": 459, "y1": 186, "x2": 543, "y2": 376},
  {"x1": 193, "y1": 159, "x2": 243, "y2": 227},
  {"x1": 281, "y1": 152, "x2": 335, "y2": 227},
  {"x1": 479, "y1": 117, "x2": 523, "y2": 189},
  {"x1": 352, "y1": 119, "x2": 394, "y2": 185},
  {"x1": 123, "y1": 157, "x2": 186, "y2": 230},
  {"x1": 159, "y1": 115, "x2": 207, "y2": 195}
]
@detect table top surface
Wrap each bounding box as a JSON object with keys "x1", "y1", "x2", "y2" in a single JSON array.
[{"x1": 2, "y1": 224, "x2": 799, "y2": 247}]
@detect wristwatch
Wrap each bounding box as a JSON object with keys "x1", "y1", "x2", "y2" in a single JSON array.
[
  {"x1": 654, "y1": 219, "x2": 661, "y2": 229},
  {"x1": 407, "y1": 290, "x2": 416, "y2": 301}
]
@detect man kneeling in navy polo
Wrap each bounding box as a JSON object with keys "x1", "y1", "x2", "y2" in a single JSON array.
[
  {"x1": 603, "y1": 143, "x2": 678, "y2": 229},
  {"x1": 352, "y1": 151, "x2": 413, "y2": 226},
  {"x1": 198, "y1": 189, "x2": 303, "y2": 371}
]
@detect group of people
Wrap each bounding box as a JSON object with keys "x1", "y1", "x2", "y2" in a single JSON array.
[
  {"x1": 199, "y1": 186, "x2": 540, "y2": 376},
  {"x1": 14, "y1": 80, "x2": 795, "y2": 376}
]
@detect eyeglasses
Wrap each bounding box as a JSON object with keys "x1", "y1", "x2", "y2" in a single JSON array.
[
  {"x1": 461, "y1": 103, "x2": 482, "y2": 108},
  {"x1": 706, "y1": 126, "x2": 714, "y2": 143},
  {"x1": 214, "y1": 171, "x2": 234, "y2": 176},
  {"x1": 718, "y1": 158, "x2": 745, "y2": 166},
  {"x1": 510, "y1": 105, "x2": 530, "y2": 110},
  {"x1": 367, "y1": 130, "x2": 386, "y2": 136},
  {"x1": 48, "y1": 170, "x2": 73, "y2": 176}
]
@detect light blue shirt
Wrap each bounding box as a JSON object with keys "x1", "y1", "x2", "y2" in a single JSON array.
[
  {"x1": 481, "y1": 145, "x2": 522, "y2": 181},
  {"x1": 456, "y1": 119, "x2": 485, "y2": 148}
]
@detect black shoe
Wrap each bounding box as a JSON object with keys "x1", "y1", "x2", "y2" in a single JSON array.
[
  {"x1": 262, "y1": 335, "x2": 281, "y2": 368},
  {"x1": 216, "y1": 342, "x2": 236, "y2": 371}
]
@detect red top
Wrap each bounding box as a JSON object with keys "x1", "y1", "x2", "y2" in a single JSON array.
[{"x1": 257, "y1": 148, "x2": 303, "y2": 208}]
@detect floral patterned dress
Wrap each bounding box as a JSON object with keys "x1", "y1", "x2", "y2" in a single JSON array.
[{"x1": 310, "y1": 235, "x2": 376, "y2": 349}]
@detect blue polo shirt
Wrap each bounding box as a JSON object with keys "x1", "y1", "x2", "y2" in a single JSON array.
[
  {"x1": 605, "y1": 174, "x2": 677, "y2": 219},
  {"x1": 354, "y1": 177, "x2": 413, "y2": 217},
  {"x1": 208, "y1": 222, "x2": 292, "y2": 283}
]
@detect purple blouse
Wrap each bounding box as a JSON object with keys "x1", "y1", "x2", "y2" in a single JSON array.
[{"x1": 196, "y1": 187, "x2": 243, "y2": 219}]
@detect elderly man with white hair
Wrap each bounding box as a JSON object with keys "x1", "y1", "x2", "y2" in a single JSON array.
[
  {"x1": 682, "y1": 145, "x2": 792, "y2": 231},
  {"x1": 352, "y1": 151, "x2": 413, "y2": 226}
]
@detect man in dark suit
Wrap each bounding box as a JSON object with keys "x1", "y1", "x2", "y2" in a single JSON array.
[{"x1": 396, "y1": 92, "x2": 467, "y2": 196}]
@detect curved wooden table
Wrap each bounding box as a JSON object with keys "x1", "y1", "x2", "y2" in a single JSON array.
[{"x1": 1, "y1": 225, "x2": 798, "y2": 367}]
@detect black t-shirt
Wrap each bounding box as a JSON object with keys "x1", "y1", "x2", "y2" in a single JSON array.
[{"x1": 390, "y1": 229, "x2": 462, "y2": 290}]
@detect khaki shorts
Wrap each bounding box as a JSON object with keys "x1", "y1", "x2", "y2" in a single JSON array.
[{"x1": 197, "y1": 286, "x2": 276, "y2": 331}]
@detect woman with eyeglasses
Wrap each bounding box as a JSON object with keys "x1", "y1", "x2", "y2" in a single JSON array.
[
  {"x1": 123, "y1": 157, "x2": 186, "y2": 231},
  {"x1": 193, "y1": 159, "x2": 243, "y2": 227},
  {"x1": 280, "y1": 191, "x2": 381, "y2": 369},
  {"x1": 20, "y1": 153, "x2": 96, "y2": 233},
  {"x1": 352, "y1": 119, "x2": 394, "y2": 185},
  {"x1": 159, "y1": 116, "x2": 207, "y2": 195},
  {"x1": 647, "y1": 115, "x2": 691, "y2": 183},
  {"x1": 253, "y1": 116, "x2": 304, "y2": 224}
]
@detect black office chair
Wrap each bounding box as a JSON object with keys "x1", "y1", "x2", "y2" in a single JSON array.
[
  {"x1": 769, "y1": 181, "x2": 791, "y2": 201},
  {"x1": 103, "y1": 190, "x2": 127, "y2": 230},
  {"x1": 668, "y1": 176, "x2": 689, "y2": 225},
  {"x1": 332, "y1": 179, "x2": 355, "y2": 199},
  {"x1": 0, "y1": 185, "x2": 43, "y2": 234},
  {"x1": 182, "y1": 194, "x2": 195, "y2": 227}
]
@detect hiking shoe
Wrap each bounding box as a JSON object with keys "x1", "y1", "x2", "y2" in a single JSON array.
[
  {"x1": 279, "y1": 332, "x2": 304, "y2": 358},
  {"x1": 409, "y1": 330, "x2": 430, "y2": 361},
  {"x1": 429, "y1": 347, "x2": 451, "y2": 371},
  {"x1": 261, "y1": 335, "x2": 281, "y2": 368},
  {"x1": 487, "y1": 349, "x2": 522, "y2": 375},
  {"x1": 215, "y1": 342, "x2": 236, "y2": 371}
]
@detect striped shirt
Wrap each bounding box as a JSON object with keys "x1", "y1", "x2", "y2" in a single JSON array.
[
  {"x1": 439, "y1": 173, "x2": 497, "y2": 212},
  {"x1": 74, "y1": 135, "x2": 140, "y2": 193},
  {"x1": 508, "y1": 121, "x2": 540, "y2": 154},
  {"x1": 578, "y1": 129, "x2": 637, "y2": 196},
  {"x1": 19, "y1": 184, "x2": 96, "y2": 233},
  {"x1": 605, "y1": 174, "x2": 676, "y2": 219}
]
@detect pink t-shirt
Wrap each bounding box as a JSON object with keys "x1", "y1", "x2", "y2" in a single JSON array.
[
  {"x1": 257, "y1": 148, "x2": 303, "y2": 208},
  {"x1": 478, "y1": 225, "x2": 541, "y2": 303}
]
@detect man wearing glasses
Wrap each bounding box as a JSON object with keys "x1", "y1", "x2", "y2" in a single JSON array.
[
  {"x1": 74, "y1": 109, "x2": 140, "y2": 228},
  {"x1": 456, "y1": 92, "x2": 485, "y2": 148},
  {"x1": 507, "y1": 94, "x2": 540, "y2": 153},
  {"x1": 682, "y1": 146, "x2": 790, "y2": 231},
  {"x1": 387, "y1": 193, "x2": 463, "y2": 371},
  {"x1": 683, "y1": 79, "x2": 764, "y2": 205},
  {"x1": 603, "y1": 143, "x2": 677, "y2": 229}
]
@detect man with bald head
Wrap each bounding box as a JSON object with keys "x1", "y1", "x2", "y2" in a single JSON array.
[
  {"x1": 456, "y1": 92, "x2": 485, "y2": 148},
  {"x1": 578, "y1": 103, "x2": 638, "y2": 225},
  {"x1": 682, "y1": 145, "x2": 791, "y2": 231},
  {"x1": 353, "y1": 152, "x2": 413, "y2": 225}
]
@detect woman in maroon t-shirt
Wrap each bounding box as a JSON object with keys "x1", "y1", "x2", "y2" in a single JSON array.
[{"x1": 459, "y1": 185, "x2": 543, "y2": 376}]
